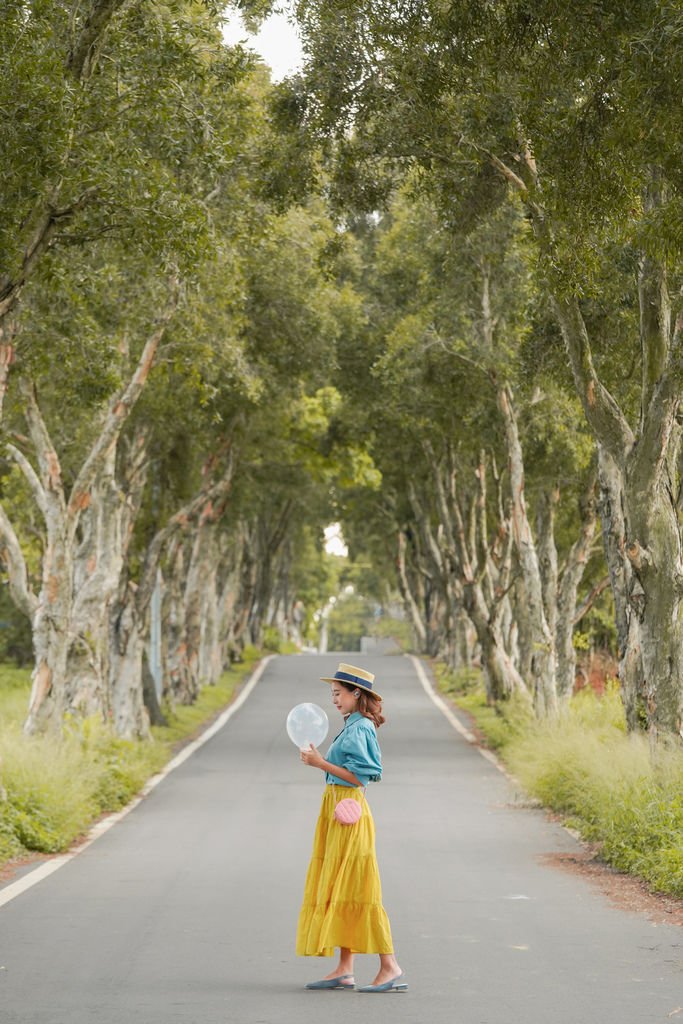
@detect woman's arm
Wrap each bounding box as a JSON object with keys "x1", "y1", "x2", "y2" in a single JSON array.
[{"x1": 300, "y1": 744, "x2": 363, "y2": 787}]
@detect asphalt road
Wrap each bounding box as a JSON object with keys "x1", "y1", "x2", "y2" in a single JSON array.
[{"x1": 0, "y1": 653, "x2": 680, "y2": 1024}]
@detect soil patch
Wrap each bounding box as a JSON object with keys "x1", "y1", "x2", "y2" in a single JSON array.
[{"x1": 538, "y1": 849, "x2": 682, "y2": 927}]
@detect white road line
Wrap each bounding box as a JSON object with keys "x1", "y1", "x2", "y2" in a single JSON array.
[
  {"x1": 0, "y1": 655, "x2": 274, "y2": 910},
  {"x1": 407, "y1": 653, "x2": 513, "y2": 779}
]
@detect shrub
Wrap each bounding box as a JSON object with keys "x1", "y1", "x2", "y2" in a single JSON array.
[
  {"x1": 0, "y1": 651, "x2": 261, "y2": 865},
  {"x1": 451, "y1": 679, "x2": 683, "y2": 897}
]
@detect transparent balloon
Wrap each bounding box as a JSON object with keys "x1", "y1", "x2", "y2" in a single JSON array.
[{"x1": 287, "y1": 702, "x2": 329, "y2": 749}]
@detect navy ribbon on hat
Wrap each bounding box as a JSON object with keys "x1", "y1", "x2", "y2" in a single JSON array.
[{"x1": 334, "y1": 670, "x2": 373, "y2": 691}]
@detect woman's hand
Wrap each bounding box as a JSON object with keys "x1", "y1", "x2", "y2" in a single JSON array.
[{"x1": 300, "y1": 743, "x2": 326, "y2": 770}]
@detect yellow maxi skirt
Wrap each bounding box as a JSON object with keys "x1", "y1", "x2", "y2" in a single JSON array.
[{"x1": 296, "y1": 784, "x2": 394, "y2": 957}]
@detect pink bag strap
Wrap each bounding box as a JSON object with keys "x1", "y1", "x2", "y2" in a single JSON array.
[{"x1": 332, "y1": 783, "x2": 366, "y2": 807}]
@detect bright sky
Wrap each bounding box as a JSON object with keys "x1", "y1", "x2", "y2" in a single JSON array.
[
  {"x1": 324, "y1": 523, "x2": 348, "y2": 558},
  {"x1": 222, "y1": 11, "x2": 304, "y2": 81}
]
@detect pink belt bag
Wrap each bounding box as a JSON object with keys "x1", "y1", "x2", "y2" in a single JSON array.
[{"x1": 332, "y1": 784, "x2": 367, "y2": 825}]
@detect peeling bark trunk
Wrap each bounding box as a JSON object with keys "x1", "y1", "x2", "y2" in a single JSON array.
[
  {"x1": 513, "y1": 575, "x2": 533, "y2": 682},
  {"x1": 25, "y1": 530, "x2": 72, "y2": 735},
  {"x1": 513, "y1": 173, "x2": 683, "y2": 743},
  {"x1": 453, "y1": 604, "x2": 476, "y2": 672},
  {"x1": 68, "y1": 422, "x2": 151, "y2": 720},
  {"x1": 407, "y1": 480, "x2": 466, "y2": 662},
  {"x1": 110, "y1": 448, "x2": 236, "y2": 731},
  {"x1": 553, "y1": 285, "x2": 683, "y2": 741},
  {"x1": 163, "y1": 542, "x2": 195, "y2": 704},
  {"x1": 0, "y1": 326, "x2": 17, "y2": 424},
  {"x1": 14, "y1": 286, "x2": 176, "y2": 733},
  {"x1": 194, "y1": 525, "x2": 222, "y2": 687},
  {"x1": 425, "y1": 444, "x2": 526, "y2": 701},
  {"x1": 142, "y1": 647, "x2": 167, "y2": 727},
  {"x1": 218, "y1": 523, "x2": 249, "y2": 660},
  {"x1": 109, "y1": 584, "x2": 151, "y2": 739},
  {"x1": 396, "y1": 528, "x2": 428, "y2": 648},
  {"x1": 596, "y1": 446, "x2": 644, "y2": 729},
  {"x1": 555, "y1": 478, "x2": 598, "y2": 702},
  {"x1": 180, "y1": 470, "x2": 235, "y2": 687},
  {"x1": 246, "y1": 501, "x2": 294, "y2": 645},
  {"x1": 15, "y1": 380, "x2": 73, "y2": 736},
  {"x1": 536, "y1": 489, "x2": 559, "y2": 639},
  {"x1": 231, "y1": 525, "x2": 257, "y2": 654},
  {"x1": 0, "y1": 501, "x2": 38, "y2": 622},
  {"x1": 624, "y1": 431, "x2": 683, "y2": 748},
  {"x1": 67, "y1": 447, "x2": 122, "y2": 719},
  {"x1": 498, "y1": 385, "x2": 558, "y2": 717}
]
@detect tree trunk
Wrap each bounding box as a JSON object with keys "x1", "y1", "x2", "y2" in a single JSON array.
[
  {"x1": 195, "y1": 524, "x2": 222, "y2": 687},
  {"x1": 513, "y1": 575, "x2": 533, "y2": 682},
  {"x1": 497, "y1": 385, "x2": 558, "y2": 717},
  {"x1": 0, "y1": 325, "x2": 16, "y2": 424},
  {"x1": 445, "y1": 458, "x2": 527, "y2": 700},
  {"x1": 142, "y1": 646, "x2": 167, "y2": 726},
  {"x1": 555, "y1": 477, "x2": 598, "y2": 702},
  {"x1": 217, "y1": 524, "x2": 249, "y2": 663},
  {"x1": 624, "y1": 435, "x2": 683, "y2": 747},
  {"x1": 396, "y1": 528, "x2": 428, "y2": 648},
  {"x1": 247, "y1": 501, "x2": 294, "y2": 645},
  {"x1": 67, "y1": 447, "x2": 123, "y2": 719},
  {"x1": 496, "y1": 157, "x2": 682, "y2": 742},
  {"x1": 536, "y1": 489, "x2": 559, "y2": 639},
  {"x1": 163, "y1": 542, "x2": 195, "y2": 704},
  {"x1": 596, "y1": 446, "x2": 644, "y2": 728},
  {"x1": 109, "y1": 447, "x2": 236, "y2": 731},
  {"x1": 552, "y1": 286, "x2": 683, "y2": 742},
  {"x1": 13, "y1": 381, "x2": 74, "y2": 736},
  {"x1": 109, "y1": 584, "x2": 151, "y2": 740},
  {"x1": 24, "y1": 529, "x2": 73, "y2": 735},
  {"x1": 14, "y1": 289, "x2": 176, "y2": 733}
]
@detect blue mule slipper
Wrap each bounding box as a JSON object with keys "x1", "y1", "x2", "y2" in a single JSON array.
[
  {"x1": 358, "y1": 973, "x2": 408, "y2": 993},
  {"x1": 305, "y1": 975, "x2": 355, "y2": 990}
]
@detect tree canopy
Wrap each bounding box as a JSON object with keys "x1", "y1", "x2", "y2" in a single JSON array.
[{"x1": 0, "y1": 0, "x2": 680, "y2": 745}]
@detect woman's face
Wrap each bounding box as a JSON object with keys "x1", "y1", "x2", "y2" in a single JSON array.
[{"x1": 331, "y1": 683, "x2": 358, "y2": 717}]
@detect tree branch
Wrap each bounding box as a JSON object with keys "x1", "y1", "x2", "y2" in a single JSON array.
[
  {"x1": 0, "y1": 330, "x2": 17, "y2": 424},
  {"x1": 479, "y1": 146, "x2": 634, "y2": 468},
  {"x1": 396, "y1": 529, "x2": 427, "y2": 645},
  {"x1": 18, "y1": 378, "x2": 66, "y2": 515},
  {"x1": 66, "y1": 0, "x2": 130, "y2": 82},
  {"x1": 0, "y1": 502, "x2": 38, "y2": 620},
  {"x1": 483, "y1": 150, "x2": 527, "y2": 194},
  {"x1": 6, "y1": 444, "x2": 48, "y2": 520},
  {"x1": 67, "y1": 278, "x2": 179, "y2": 529},
  {"x1": 639, "y1": 255, "x2": 670, "y2": 417},
  {"x1": 0, "y1": 187, "x2": 100, "y2": 322},
  {"x1": 573, "y1": 574, "x2": 610, "y2": 625},
  {"x1": 550, "y1": 295, "x2": 635, "y2": 463},
  {"x1": 136, "y1": 448, "x2": 236, "y2": 618}
]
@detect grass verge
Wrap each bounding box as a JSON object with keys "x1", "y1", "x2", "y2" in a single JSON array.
[
  {"x1": 436, "y1": 665, "x2": 683, "y2": 899},
  {"x1": 0, "y1": 648, "x2": 263, "y2": 867}
]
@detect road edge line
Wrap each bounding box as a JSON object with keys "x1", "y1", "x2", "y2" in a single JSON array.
[
  {"x1": 407, "y1": 653, "x2": 514, "y2": 779},
  {"x1": 0, "y1": 655, "x2": 274, "y2": 910}
]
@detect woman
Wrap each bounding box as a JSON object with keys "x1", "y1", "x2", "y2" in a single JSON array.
[{"x1": 296, "y1": 662, "x2": 406, "y2": 993}]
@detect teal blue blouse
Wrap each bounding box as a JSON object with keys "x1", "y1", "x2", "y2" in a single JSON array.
[{"x1": 324, "y1": 711, "x2": 382, "y2": 787}]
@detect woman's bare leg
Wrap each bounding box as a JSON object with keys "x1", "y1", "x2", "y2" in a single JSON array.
[
  {"x1": 370, "y1": 952, "x2": 402, "y2": 985},
  {"x1": 321, "y1": 947, "x2": 355, "y2": 982}
]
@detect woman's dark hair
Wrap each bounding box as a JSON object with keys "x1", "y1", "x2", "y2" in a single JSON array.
[{"x1": 340, "y1": 681, "x2": 386, "y2": 728}]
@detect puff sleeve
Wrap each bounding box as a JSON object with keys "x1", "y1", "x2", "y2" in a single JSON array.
[{"x1": 336, "y1": 718, "x2": 382, "y2": 785}]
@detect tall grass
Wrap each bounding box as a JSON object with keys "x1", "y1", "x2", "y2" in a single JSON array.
[
  {"x1": 441, "y1": 671, "x2": 683, "y2": 898},
  {"x1": 0, "y1": 648, "x2": 262, "y2": 865}
]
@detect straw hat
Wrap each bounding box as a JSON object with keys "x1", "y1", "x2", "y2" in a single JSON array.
[{"x1": 320, "y1": 663, "x2": 382, "y2": 700}]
